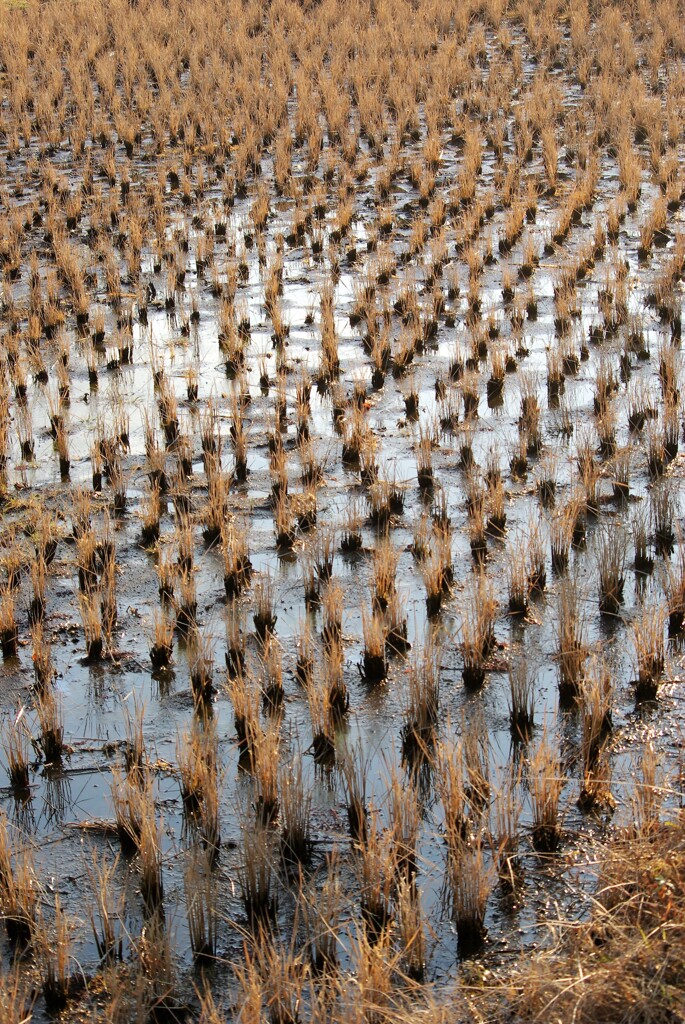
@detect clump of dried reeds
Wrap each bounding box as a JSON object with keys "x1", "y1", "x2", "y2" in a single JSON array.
[
  {"x1": 0, "y1": 590, "x2": 18, "y2": 660},
  {"x1": 401, "y1": 632, "x2": 442, "y2": 764},
  {"x1": 225, "y1": 599, "x2": 246, "y2": 679},
  {"x1": 279, "y1": 755, "x2": 312, "y2": 866},
  {"x1": 35, "y1": 893, "x2": 73, "y2": 1012},
  {"x1": 508, "y1": 545, "x2": 529, "y2": 616},
  {"x1": 460, "y1": 573, "x2": 497, "y2": 689},
  {"x1": 632, "y1": 604, "x2": 665, "y2": 701},
  {"x1": 1, "y1": 708, "x2": 30, "y2": 793},
  {"x1": 237, "y1": 820, "x2": 276, "y2": 929},
  {"x1": 306, "y1": 672, "x2": 337, "y2": 767},
  {"x1": 663, "y1": 537, "x2": 685, "y2": 636},
  {"x1": 491, "y1": 763, "x2": 523, "y2": 891},
  {"x1": 340, "y1": 744, "x2": 369, "y2": 848},
  {"x1": 356, "y1": 807, "x2": 395, "y2": 944},
  {"x1": 509, "y1": 657, "x2": 535, "y2": 742},
  {"x1": 597, "y1": 526, "x2": 627, "y2": 616},
  {"x1": 34, "y1": 686, "x2": 64, "y2": 765},
  {"x1": 185, "y1": 846, "x2": 217, "y2": 965},
  {"x1": 359, "y1": 605, "x2": 388, "y2": 684},
  {"x1": 189, "y1": 631, "x2": 215, "y2": 706},
  {"x1": 321, "y1": 581, "x2": 344, "y2": 650},
  {"x1": 556, "y1": 578, "x2": 586, "y2": 703},
  {"x1": 253, "y1": 573, "x2": 277, "y2": 640},
  {"x1": 529, "y1": 726, "x2": 564, "y2": 853},
  {"x1": 304, "y1": 851, "x2": 341, "y2": 974},
  {"x1": 150, "y1": 612, "x2": 174, "y2": 671},
  {"x1": 252, "y1": 719, "x2": 281, "y2": 826},
  {"x1": 578, "y1": 659, "x2": 615, "y2": 813},
  {"x1": 86, "y1": 850, "x2": 123, "y2": 963},
  {"x1": 0, "y1": 818, "x2": 38, "y2": 949}
]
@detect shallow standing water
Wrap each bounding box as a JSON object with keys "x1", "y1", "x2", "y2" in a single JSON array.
[{"x1": 0, "y1": 1, "x2": 684, "y2": 1016}]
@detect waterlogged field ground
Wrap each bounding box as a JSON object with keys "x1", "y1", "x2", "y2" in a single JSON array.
[{"x1": 0, "y1": 0, "x2": 684, "y2": 1021}]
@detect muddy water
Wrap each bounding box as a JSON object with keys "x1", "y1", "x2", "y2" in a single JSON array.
[{"x1": 0, "y1": 24, "x2": 684, "y2": 1012}]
